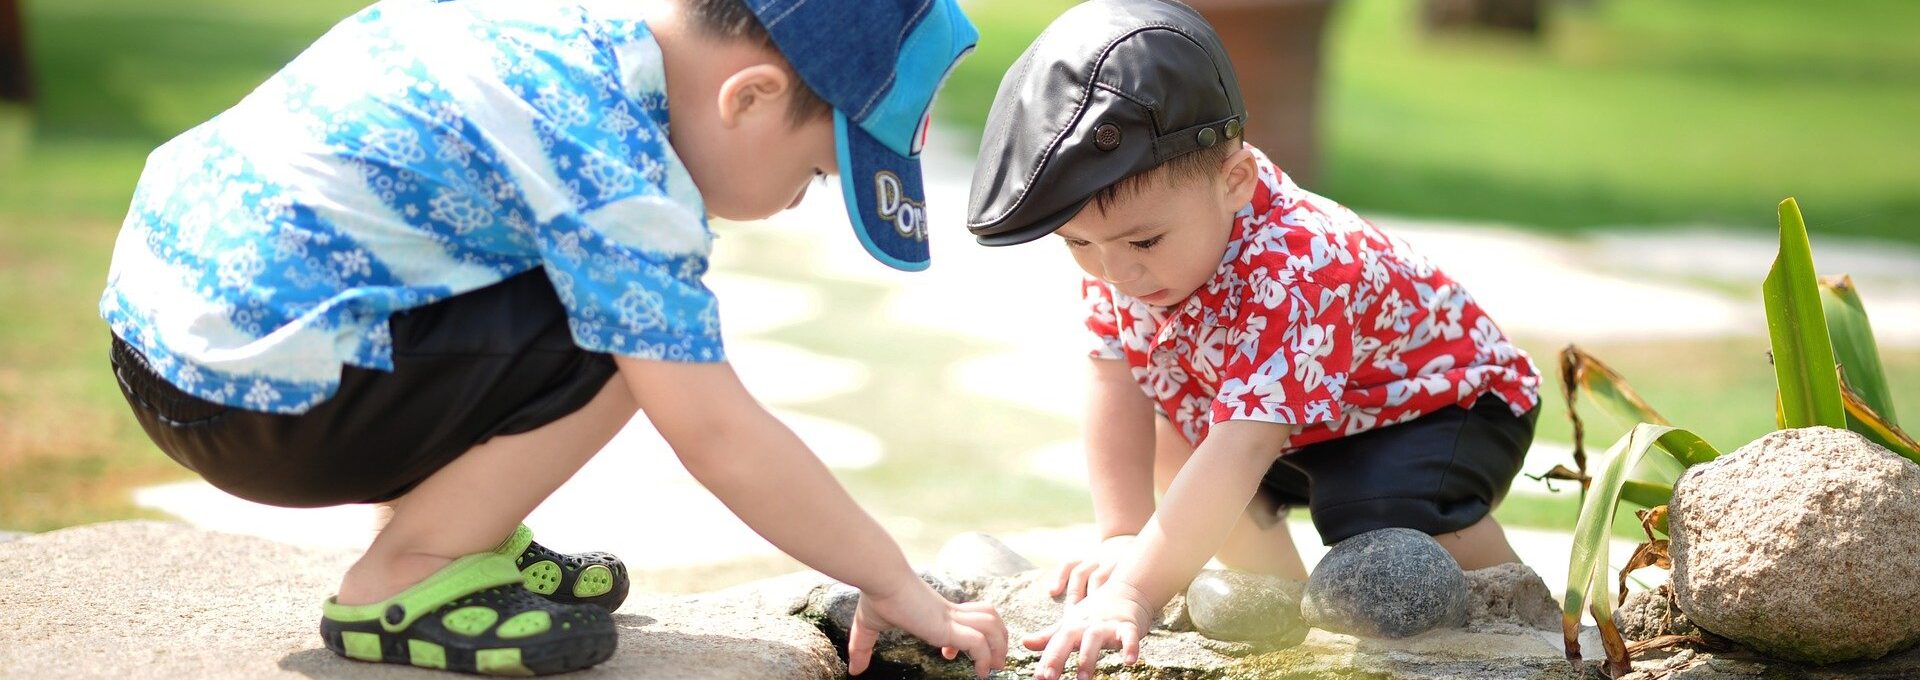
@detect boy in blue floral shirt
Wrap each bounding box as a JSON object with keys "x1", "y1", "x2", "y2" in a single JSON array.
[{"x1": 100, "y1": 0, "x2": 1005, "y2": 675}]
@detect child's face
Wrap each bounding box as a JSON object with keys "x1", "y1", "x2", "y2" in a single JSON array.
[{"x1": 1056, "y1": 147, "x2": 1259, "y2": 306}]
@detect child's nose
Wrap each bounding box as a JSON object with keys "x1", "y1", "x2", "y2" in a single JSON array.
[{"x1": 1100, "y1": 250, "x2": 1145, "y2": 285}]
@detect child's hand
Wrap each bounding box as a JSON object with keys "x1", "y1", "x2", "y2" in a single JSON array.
[
  {"x1": 1048, "y1": 534, "x2": 1136, "y2": 604},
  {"x1": 1021, "y1": 582, "x2": 1155, "y2": 680},
  {"x1": 848, "y1": 584, "x2": 1008, "y2": 678}
]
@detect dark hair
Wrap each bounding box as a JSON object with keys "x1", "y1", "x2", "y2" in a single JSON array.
[
  {"x1": 1089, "y1": 138, "x2": 1243, "y2": 214},
  {"x1": 682, "y1": 0, "x2": 834, "y2": 126}
]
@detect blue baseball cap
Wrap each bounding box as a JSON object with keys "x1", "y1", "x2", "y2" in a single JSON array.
[{"x1": 743, "y1": 0, "x2": 978, "y2": 271}]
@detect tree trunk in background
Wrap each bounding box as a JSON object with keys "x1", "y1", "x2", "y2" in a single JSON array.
[
  {"x1": 1423, "y1": 0, "x2": 1545, "y2": 37},
  {"x1": 0, "y1": 0, "x2": 29, "y2": 103},
  {"x1": 1188, "y1": 0, "x2": 1336, "y2": 186}
]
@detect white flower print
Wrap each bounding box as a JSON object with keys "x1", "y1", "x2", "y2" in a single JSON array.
[
  {"x1": 613, "y1": 282, "x2": 668, "y2": 333},
  {"x1": 216, "y1": 244, "x2": 266, "y2": 289},
  {"x1": 1192, "y1": 326, "x2": 1229, "y2": 382},
  {"x1": 1470, "y1": 316, "x2": 1518, "y2": 363},
  {"x1": 1144, "y1": 351, "x2": 1190, "y2": 401},
  {"x1": 330, "y1": 249, "x2": 373, "y2": 278},
  {"x1": 361, "y1": 126, "x2": 427, "y2": 164},
  {"x1": 534, "y1": 84, "x2": 592, "y2": 129},
  {"x1": 243, "y1": 379, "x2": 282, "y2": 411},
  {"x1": 428, "y1": 188, "x2": 493, "y2": 234},
  {"x1": 598, "y1": 102, "x2": 641, "y2": 136},
  {"x1": 578, "y1": 154, "x2": 635, "y2": 199}
]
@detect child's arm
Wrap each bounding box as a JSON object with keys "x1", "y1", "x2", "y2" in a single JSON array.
[
  {"x1": 1086, "y1": 357, "x2": 1157, "y2": 538},
  {"x1": 1049, "y1": 357, "x2": 1156, "y2": 601},
  {"x1": 616, "y1": 356, "x2": 1008, "y2": 678},
  {"x1": 1024, "y1": 419, "x2": 1296, "y2": 680}
]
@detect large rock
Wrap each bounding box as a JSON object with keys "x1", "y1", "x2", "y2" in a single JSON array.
[
  {"x1": 1669, "y1": 427, "x2": 1920, "y2": 664},
  {"x1": 1465, "y1": 562, "x2": 1561, "y2": 633},
  {"x1": 1184, "y1": 569, "x2": 1307, "y2": 647},
  {"x1": 0, "y1": 521, "x2": 842, "y2": 679},
  {"x1": 1301, "y1": 528, "x2": 1470, "y2": 639}
]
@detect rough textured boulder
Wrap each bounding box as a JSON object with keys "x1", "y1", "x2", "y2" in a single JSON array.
[
  {"x1": 1464, "y1": 562, "x2": 1560, "y2": 633},
  {"x1": 1617, "y1": 586, "x2": 1699, "y2": 642},
  {"x1": 1669, "y1": 427, "x2": 1920, "y2": 664},
  {"x1": 1301, "y1": 528, "x2": 1470, "y2": 638},
  {"x1": 0, "y1": 521, "x2": 843, "y2": 679}
]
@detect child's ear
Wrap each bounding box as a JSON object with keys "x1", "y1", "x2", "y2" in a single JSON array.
[
  {"x1": 1218, "y1": 144, "x2": 1259, "y2": 208},
  {"x1": 715, "y1": 63, "x2": 793, "y2": 129}
]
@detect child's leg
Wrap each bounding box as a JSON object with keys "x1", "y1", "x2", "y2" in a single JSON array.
[
  {"x1": 1153, "y1": 417, "x2": 1309, "y2": 581},
  {"x1": 1290, "y1": 396, "x2": 1536, "y2": 570},
  {"x1": 337, "y1": 378, "x2": 636, "y2": 605},
  {"x1": 1433, "y1": 515, "x2": 1521, "y2": 570}
]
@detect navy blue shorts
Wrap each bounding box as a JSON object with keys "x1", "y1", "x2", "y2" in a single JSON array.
[
  {"x1": 1255, "y1": 396, "x2": 1539, "y2": 545},
  {"x1": 111, "y1": 270, "x2": 617, "y2": 508}
]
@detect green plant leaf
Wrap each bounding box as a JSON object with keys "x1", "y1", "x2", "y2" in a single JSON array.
[
  {"x1": 1842, "y1": 382, "x2": 1920, "y2": 465},
  {"x1": 1562, "y1": 424, "x2": 1720, "y2": 676},
  {"x1": 1619, "y1": 480, "x2": 1674, "y2": 509},
  {"x1": 1821, "y1": 275, "x2": 1898, "y2": 426},
  {"x1": 1762, "y1": 198, "x2": 1847, "y2": 429}
]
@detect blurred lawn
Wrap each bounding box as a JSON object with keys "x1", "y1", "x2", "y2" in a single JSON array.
[
  {"x1": 943, "y1": 0, "x2": 1920, "y2": 244},
  {"x1": 4, "y1": 0, "x2": 1919, "y2": 540}
]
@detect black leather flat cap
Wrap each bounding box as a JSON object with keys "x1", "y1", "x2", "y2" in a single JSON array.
[{"x1": 966, "y1": 0, "x2": 1245, "y2": 246}]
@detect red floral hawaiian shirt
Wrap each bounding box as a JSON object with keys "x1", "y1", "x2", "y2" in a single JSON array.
[{"x1": 1084, "y1": 147, "x2": 1541, "y2": 450}]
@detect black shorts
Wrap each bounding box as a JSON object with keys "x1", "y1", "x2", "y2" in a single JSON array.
[
  {"x1": 1256, "y1": 396, "x2": 1539, "y2": 545},
  {"x1": 110, "y1": 270, "x2": 618, "y2": 508}
]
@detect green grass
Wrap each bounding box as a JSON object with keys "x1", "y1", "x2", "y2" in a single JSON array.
[{"x1": 941, "y1": 0, "x2": 1920, "y2": 244}]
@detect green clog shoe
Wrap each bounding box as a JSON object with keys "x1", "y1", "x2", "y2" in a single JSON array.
[
  {"x1": 496, "y1": 525, "x2": 629, "y2": 612},
  {"x1": 320, "y1": 554, "x2": 616, "y2": 676}
]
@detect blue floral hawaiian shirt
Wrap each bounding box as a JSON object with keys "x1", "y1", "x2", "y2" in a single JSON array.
[{"x1": 100, "y1": 0, "x2": 722, "y2": 415}]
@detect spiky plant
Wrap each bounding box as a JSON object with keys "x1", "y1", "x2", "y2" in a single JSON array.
[{"x1": 1556, "y1": 199, "x2": 1919, "y2": 678}]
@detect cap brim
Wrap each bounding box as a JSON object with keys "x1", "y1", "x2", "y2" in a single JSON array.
[
  {"x1": 972, "y1": 193, "x2": 1092, "y2": 247},
  {"x1": 836, "y1": 112, "x2": 929, "y2": 271}
]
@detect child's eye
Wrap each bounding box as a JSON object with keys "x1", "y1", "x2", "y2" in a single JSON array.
[
  {"x1": 1130, "y1": 235, "x2": 1164, "y2": 250},
  {"x1": 1062, "y1": 237, "x2": 1092, "y2": 248}
]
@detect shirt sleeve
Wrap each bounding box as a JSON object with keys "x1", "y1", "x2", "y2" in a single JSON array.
[
  {"x1": 1082, "y1": 277, "x2": 1126, "y2": 360},
  {"x1": 1211, "y1": 269, "x2": 1354, "y2": 428}
]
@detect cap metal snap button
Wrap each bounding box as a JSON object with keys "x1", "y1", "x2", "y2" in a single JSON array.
[
  {"x1": 1197, "y1": 126, "x2": 1219, "y2": 147},
  {"x1": 1094, "y1": 123, "x2": 1122, "y2": 151},
  {"x1": 1224, "y1": 118, "x2": 1242, "y2": 140}
]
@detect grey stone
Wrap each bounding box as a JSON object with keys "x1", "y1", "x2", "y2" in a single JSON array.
[
  {"x1": 791, "y1": 569, "x2": 990, "y2": 678},
  {"x1": 1670, "y1": 427, "x2": 1920, "y2": 664},
  {"x1": 1464, "y1": 562, "x2": 1561, "y2": 632},
  {"x1": 933, "y1": 532, "x2": 1036, "y2": 581},
  {"x1": 797, "y1": 569, "x2": 981, "y2": 634},
  {"x1": 1184, "y1": 569, "x2": 1308, "y2": 647},
  {"x1": 1300, "y1": 528, "x2": 1470, "y2": 639},
  {"x1": 0, "y1": 521, "x2": 842, "y2": 679},
  {"x1": 1617, "y1": 585, "x2": 1699, "y2": 641}
]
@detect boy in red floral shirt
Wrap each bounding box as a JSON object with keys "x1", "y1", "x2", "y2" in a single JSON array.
[{"x1": 965, "y1": 1, "x2": 1542, "y2": 677}]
